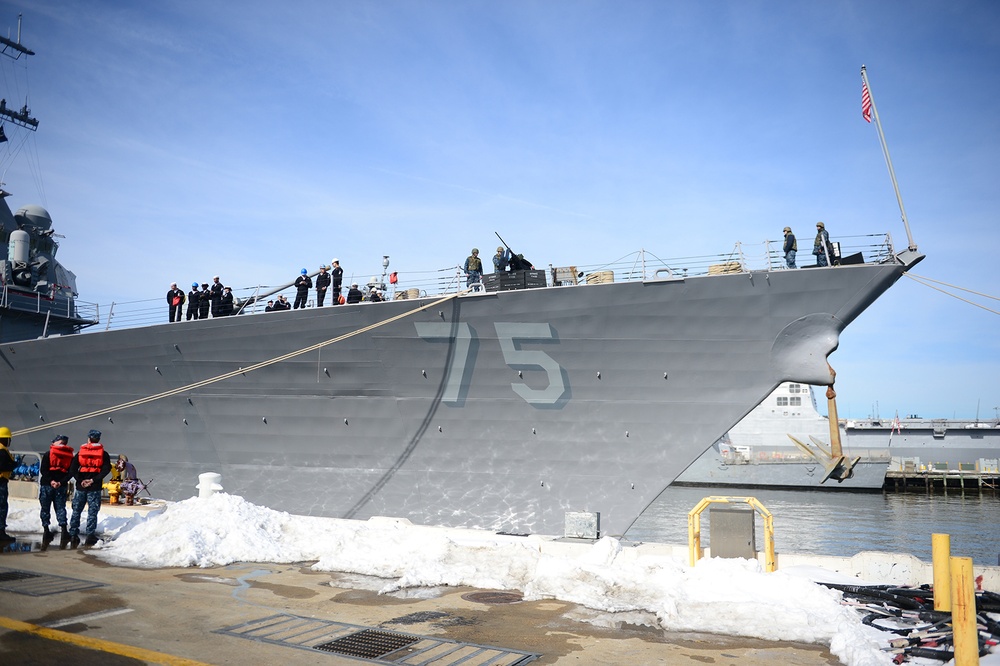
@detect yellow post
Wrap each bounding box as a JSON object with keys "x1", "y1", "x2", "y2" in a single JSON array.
[
  {"x1": 932, "y1": 533, "x2": 951, "y2": 611},
  {"x1": 762, "y1": 512, "x2": 776, "y2": 573},
  {"x1": 949, "y1": 556, "x2": 979, "y2": 666},
  {"x1": 687, "y1": 497, "x2": 708, "y2": 567}
]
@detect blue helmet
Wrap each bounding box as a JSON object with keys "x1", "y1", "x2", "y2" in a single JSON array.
[
  {"x1": 88, "y1": 429, "x2": 101, "y2": 441},
  {"x1": 300, "y1": 268, "x2": 308, "y2": 275},
  {"x1": 192, "y1": 282, "x2": 199, "y2": 288}
]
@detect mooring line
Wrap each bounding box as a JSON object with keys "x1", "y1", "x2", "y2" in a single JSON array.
[
  {"x1": 13, "y1": 290, "x2": 470, "y2": 438},
  {"x1": 904, "y1": 273, "x2": 1000, "y2": 316}
]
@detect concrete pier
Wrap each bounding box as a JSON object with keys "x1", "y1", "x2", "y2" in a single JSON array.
[{"x1": 0, "y1": 545, "x2": 841, "y2": 665}]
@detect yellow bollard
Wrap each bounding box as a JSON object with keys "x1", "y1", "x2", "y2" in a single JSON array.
[
  {"x1": 932, "y1": 533, "x2": 951, "y2": 611},
  {"x1": 949, "y1": 556, "x2": 979, "y2": 666},
  {"x1": 687, "y1": 496, "x2": 775, "y2": 572}
]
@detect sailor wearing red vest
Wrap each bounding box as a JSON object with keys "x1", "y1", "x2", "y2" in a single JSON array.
[
  {"x1": 68, "y1": 429, "x2": 111, "y2": 547},
  {"x1": 0, "y1": 426, "x2": 16, "y2": 541},
  {"x1": 39, "y1": 435, "x2": 74, "y2": 540}
]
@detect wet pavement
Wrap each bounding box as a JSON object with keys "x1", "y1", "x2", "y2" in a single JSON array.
[{"x1": 0, "y1": 531, "x2": 839, "y2": 665}]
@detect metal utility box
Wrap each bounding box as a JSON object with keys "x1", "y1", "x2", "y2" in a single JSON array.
[
  {"x1": 709, "y1": 505, "x2": 755, "y2": 559},
  {"x1": 564, "y1": 511, "x2": 600, "y2": 539},
  {"x1": 484, "y1": 269, "x2": 548, "y2": 292}
]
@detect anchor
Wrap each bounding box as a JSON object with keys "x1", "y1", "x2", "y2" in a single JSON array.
[{"x1": 787, "y1": 380, "x2": 860, "y2": 484}]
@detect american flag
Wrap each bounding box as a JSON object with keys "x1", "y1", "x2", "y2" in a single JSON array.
[{"x1": 862, "y1": 80, "x2": 872, "y2": 123}]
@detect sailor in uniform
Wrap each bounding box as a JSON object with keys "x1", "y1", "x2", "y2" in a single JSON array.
[
  {"x1": 315, "y1": 265, "x2": 331, "y2": 307},
  {"x1": 293, "y1": 269, "x2": 312, "y2": 309},
  {"x1": 186, "y1": 282, "x2": 201, "y2": 320},
  {"x1": 330, "y1": 259, "x2": 344, "y2": 305},
  {"x1": 166, "y1": 283, "x2": 185, "y2": 322}
]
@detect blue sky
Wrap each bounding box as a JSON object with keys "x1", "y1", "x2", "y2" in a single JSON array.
[{"x1": 1, "y1": 1, "x2": 997, "y2": 420}]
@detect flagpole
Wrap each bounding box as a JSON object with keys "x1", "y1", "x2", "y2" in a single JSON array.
[{"x1": 861, "y1": 64, "x2": 917, "y2": 251}]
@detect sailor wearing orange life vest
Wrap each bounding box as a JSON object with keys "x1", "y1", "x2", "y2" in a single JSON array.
[
  {"x1": 39, "y1": 435, "x2": 75, "y2": 539},
  {"x1": 0, "y1": 426, "x2": 16, "y2": 541},
  {"x1": 68, "y1": 429, "x2": 111, "y2": 547}
]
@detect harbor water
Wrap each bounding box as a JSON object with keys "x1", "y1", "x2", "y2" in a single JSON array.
[{"x1": 625, "y1": 485, "x2": 1000, "y2": 567}]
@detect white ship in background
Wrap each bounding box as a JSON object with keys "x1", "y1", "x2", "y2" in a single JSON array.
[
  {"x1": 675, "y1": 383, "x2": 890, "y2": 490},
  {"x1": 676, "y1": 383, "x2": 1000, "y2": 491}
]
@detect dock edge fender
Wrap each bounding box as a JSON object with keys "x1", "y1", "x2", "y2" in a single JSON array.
[{"x1": 769, "y1": 313, "x2": 841, "y2": 385}]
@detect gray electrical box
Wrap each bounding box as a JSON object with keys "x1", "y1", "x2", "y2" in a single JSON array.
[
  {"x1": 564, "y1": 511, "x2": 600, "y2": 539},
  {"x1": 709, "y1": 505, "x2": 755, "y2": 559}
]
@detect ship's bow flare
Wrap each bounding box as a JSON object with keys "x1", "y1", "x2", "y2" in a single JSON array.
[{"x1": 769, "y1": 313, "x2": 841, "y2": 385}]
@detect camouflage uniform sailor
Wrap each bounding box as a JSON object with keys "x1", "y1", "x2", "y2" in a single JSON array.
[
  {"x1": 813, "y1": 222, "x2": 831, "y2": 267},
  {"x1": 464, "y1": 248, "x2": 483, "y2": 289},
  {"x1": 493, "y1": 246, "x2": 510, "y2": 273},
  {"x1": 783, "y1": 227, "x2": 797, "y2": 268}
]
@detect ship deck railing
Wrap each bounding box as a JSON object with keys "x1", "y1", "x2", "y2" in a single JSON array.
[
  {"x1": 88, "y1": 232, "x2": 896, "y2": 333},
  {"x1": 1, "y1": 283, "x2": 100, "y2": 327}
]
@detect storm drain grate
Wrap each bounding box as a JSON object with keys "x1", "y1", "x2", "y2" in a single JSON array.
[
  {"x1": 0, "y1": 567, "x2": 106, "y2": 596},
  {"x1": 0, "y1": 570, "x2": 41, "y2": 582},
  {"x1": 315, "y1": 628, "x2": 418, "y2": 658},
  {"x1": 217, "y1": 613, "x2": 540, "y2": 665}
]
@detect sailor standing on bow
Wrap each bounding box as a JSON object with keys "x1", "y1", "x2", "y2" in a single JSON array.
[
  {"x1": 209, "y1": 276, "x2": 224, "y2": 317},
  {"x1": 186, "y1": 282, "x2": 201, "y2": 320},
  {"x1": 198, "y1": 283, "x2": 211, "y2": 319},
  {"x1": 782, "y1": 227, "x2": 797, "y2": 269},
  {"x1": 166, "y1": 282, "x2": 185, "y2": 322},
  {"x1": 493, "y1": 246, "x2": 510, "y2": 273},
  {"x1": 293, "y1": 269, "x2": 312, "y2": 309},
  {"x1": 315, "y1": 265, "x2": 331, "y2": 307},
  {"x1": 330, "y1": 259, "x2": 344, "y2": 304},
  {"x1": 813, "y1": 222, "x2": 832, "y2": 267},
  {"x1": 464, "y1": 248, "x2": 482, "y2": 289}
]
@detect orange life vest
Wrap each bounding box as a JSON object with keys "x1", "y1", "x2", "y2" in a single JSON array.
[
  {"x1": 78, "y1": 442, "x2": 105, "y2": 473},
  {"x1": 48, "y1": 443, "x2": 74, "y2": 473}
]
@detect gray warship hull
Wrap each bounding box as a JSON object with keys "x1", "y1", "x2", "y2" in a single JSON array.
[{"x1": 0, "y1": 257, "x2": 919, "y2": 537}]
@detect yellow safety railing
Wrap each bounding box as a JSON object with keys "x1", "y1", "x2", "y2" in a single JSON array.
[{"x1": 687, "y1": 496, "x2": 775, "y2": 572}]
